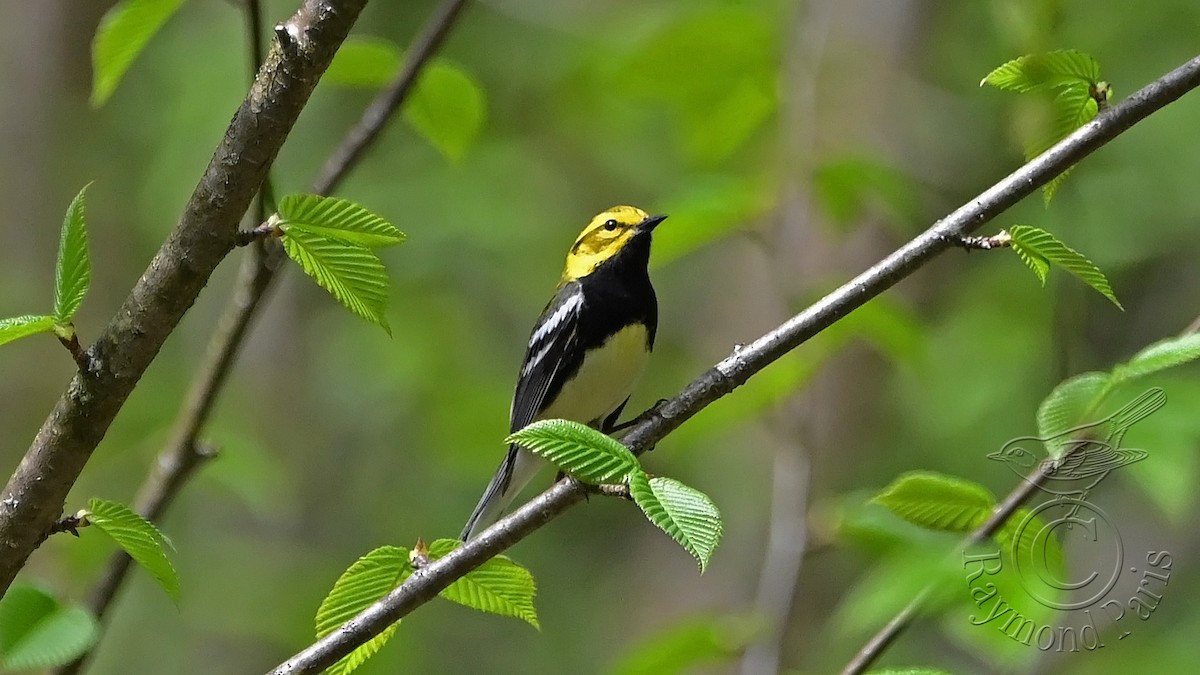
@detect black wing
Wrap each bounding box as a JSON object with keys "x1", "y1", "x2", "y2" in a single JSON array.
[{"x1": 509, "y1": 282, "x2": 584, "y2": 432}]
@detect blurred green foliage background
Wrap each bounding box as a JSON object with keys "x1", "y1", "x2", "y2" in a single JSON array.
[{"x1": 1, "y1": 0, "x2": 1199, "y2": 673}]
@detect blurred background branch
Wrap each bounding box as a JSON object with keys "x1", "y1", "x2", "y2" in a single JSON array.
[{"x1": 0, "y1": 0, "x2": 368, "y2": 597}]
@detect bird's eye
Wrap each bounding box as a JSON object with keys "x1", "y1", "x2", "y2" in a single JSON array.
[{"x1": 604, "y1": 219, "x2": 619, "y2": 231}]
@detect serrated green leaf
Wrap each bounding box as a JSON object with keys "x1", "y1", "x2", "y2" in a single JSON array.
[
  {"x1": 86, "y1": 498, "x2": 180, "y2": 604},
  {"x1": 1036, "y1": 371, "x2": 1111, "y2": 458},
  {"x1": 1007, "y1": 225, "x2": 1121, "y2": 308},
  {"x1": 0, "y1": 315, "x2": 56, "y2": 347},
  {"x1": 405, "y1": 61, "x2": 486, "y2": 162},
  {"x1": 630, "y1": 473, "x2": 723, "y2": 571},
  {"x1": 507, "y1": 419, "x2": 639, "y2": 485},
  {"x1": 325, "y1": 36, "x2": 403, "y2": 88},
  {"x1": 91, "y1": 0, "x2": 187, "y2": 106},
  {"x1": 0, "y1": 585, "x2": 99, "y2": 671},
  {"x1": 1007, "y1": 236, "x2": 1050, "y2": 285},
  {"x1": 980, "y1": 50, "x2": 1101, "y2": 92},
  {"x1": 872, "y1": 471, "x2": 996, "y2": 532},
  {"x1": 428, "y1": 539, "x2": 539, "y2": 628},
  {"x1": 282, "y1": 227, "x2": 392, "y2": 333},
  {"x1": 54, "y1": 184, "x2": 92, "y2": 323},
  {"x1": 315, "y1": 546, "x2": 412, "y2": 675},
  {"x1": 277, "y1": 194, "x2": 404, "y2": 249},
  {"x1": 1024, "y1": 85, "x2": 1099, "y2": 203},
  {"x1": 1111, "y1": 333, "x2": 1200, "y2": 384}
]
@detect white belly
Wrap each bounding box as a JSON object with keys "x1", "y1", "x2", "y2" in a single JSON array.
[{"x1": 537, "y1": 323, "x2": 649, "y2": 426}]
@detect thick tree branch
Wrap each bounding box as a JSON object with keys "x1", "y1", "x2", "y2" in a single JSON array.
[
  {"x1": 49, "y1": 1, "x2": 473, "y2": 670},
  {"x1": 266, "y1": 53, "x2": 1200, "y2": 675},
  {"x1": 0, "y1": 0, "x2": 369, "y2": 596}
]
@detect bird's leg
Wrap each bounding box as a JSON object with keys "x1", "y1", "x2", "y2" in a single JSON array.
[{"x1": 610, "y1": 398, "x2": 670, "y2": 433}]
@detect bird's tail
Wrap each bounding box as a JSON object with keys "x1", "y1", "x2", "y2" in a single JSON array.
[
  {"x1": 1105, "y1": 387, "x2": 1166, "y2": 444},
  {"x1": 461, "y1": 446, "x2": 546, "y2": 541}
]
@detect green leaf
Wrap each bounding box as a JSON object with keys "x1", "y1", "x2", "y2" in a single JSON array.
[
  {"x1": 282, "y1": 227, "x2": 392, "y2": 333},
  {"x1": 1007, "y1": 225, "x2": 1122, "y2": 309},
  {"x1": 315, "y1": 546, "x2": 412, "y2": 675},
  {"x1": 1036, "y1": 371, "x2": 1111, "y2": 458},
  {"x1": 980, "y1": 50, "x2": 1101, "y2": 92},
  {"x1": 507, "y1": 419, "x2": 639, "y2": 485},
  {"x1": 1009, "y1": 239, "x2": 1050, "y2": 284},
  {"x1": 0, "y1": 585, "x2": 98, "y2": 671},
  {"x1": 630, "y1": 473, "x2": 723, "y2": 572},
  {"x1": 325, "y1": 36, "x2": 403, "y2": 88},
  {"x1": 1111, "y1": 333, "x2": 1200, "y2": 384},
  {"x1": 813, "y1": 156, "x2": 921, "y2": 232},
  {"x1": 872, "y1": 471, "x2": 995, "y2": 532},
  {"x1": 1026, "y1": 85, "x2": 1099, "y2": 203},
  {"x1": 277, "y1": 194, "x2": 404, "y2": 249},
  {"x1": 54, "y1": 184, "x2": 92, "y2": 323},
  {"x1": 85, "y1": 498, "x2": 180, "y2": 604},
  {"x1": 405, "y1": 60, "x2": 486, "y2": 162},
  {"x1": 608, "y1": 615, "x2": 762, "y2": 675},
  {"x1": 982, "y1": 52, "x2": 1103, "y2": 203},
  {"x1": 0, "y1": 315, "x2": 56, "y2": 347},
  {"x1": 91, "y1": 0, "x2": 187, "y2": 106},
  {"x1": 428, "y1": 539, "x2": 539, "y2": 628}
]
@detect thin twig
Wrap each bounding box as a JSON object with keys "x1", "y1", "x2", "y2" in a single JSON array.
[
  {"x1": 247, "y1": 0, "x2": 267, "y2": 76},
  {"x1": 55, "y1": 332, "x2": 93, "y2": 374},
  {"x1": 840, "y1": 297, "x2": 1200, "y2": 675},
  {"x1": 952, "y1": 231, "x2": 1013, "y2": 251},
  {"x1": 311, "y1": 0, "x2": 470, "y2": 195},
  {"x1": 48, "y1": 511, "x2": 90, "y2": 538},
  {"x1": 839, "y1": 463, "x2": 1051, "y2": 675},
  {"x1": 234, "y1": 219, "x2": 283, "y2": 245},
  {"x1": 741, "y1": 443, "x2": 809, "y2": 675},
  {"x1": 267, "y1": 51, "x2": 1200, "y2": 675}
]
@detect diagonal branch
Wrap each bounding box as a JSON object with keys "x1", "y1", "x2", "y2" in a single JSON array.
[
  {"x1": 839, "y1": 462, "x2": 1052, "y2": 675},
  {"x1": 266, "y1": 53, "x2": 1200, "y2": 675},
  {"x1": 0, "y1": 0, "x2": 369, "y2": 597},
  {"x1": 312, "y1": 0, "x2": 469, "y2": 194}
]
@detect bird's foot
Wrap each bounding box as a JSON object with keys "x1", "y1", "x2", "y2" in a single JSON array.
[{"x1": 610, "y1": 398, "x2": 670, "y2": 433}]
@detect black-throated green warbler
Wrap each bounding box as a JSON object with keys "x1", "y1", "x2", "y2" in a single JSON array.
[{"x1": 461, "y1": 206, "x2": 666, "y2": 540}]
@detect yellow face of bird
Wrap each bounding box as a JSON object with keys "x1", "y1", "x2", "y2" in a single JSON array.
[{"x1": 560, "y1": 206, "x2": 653, "y2": 282}]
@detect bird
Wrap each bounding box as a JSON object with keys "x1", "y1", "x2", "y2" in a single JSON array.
[{"x1": 460, "y1": 206, "x2": 667, "y2": 541}]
